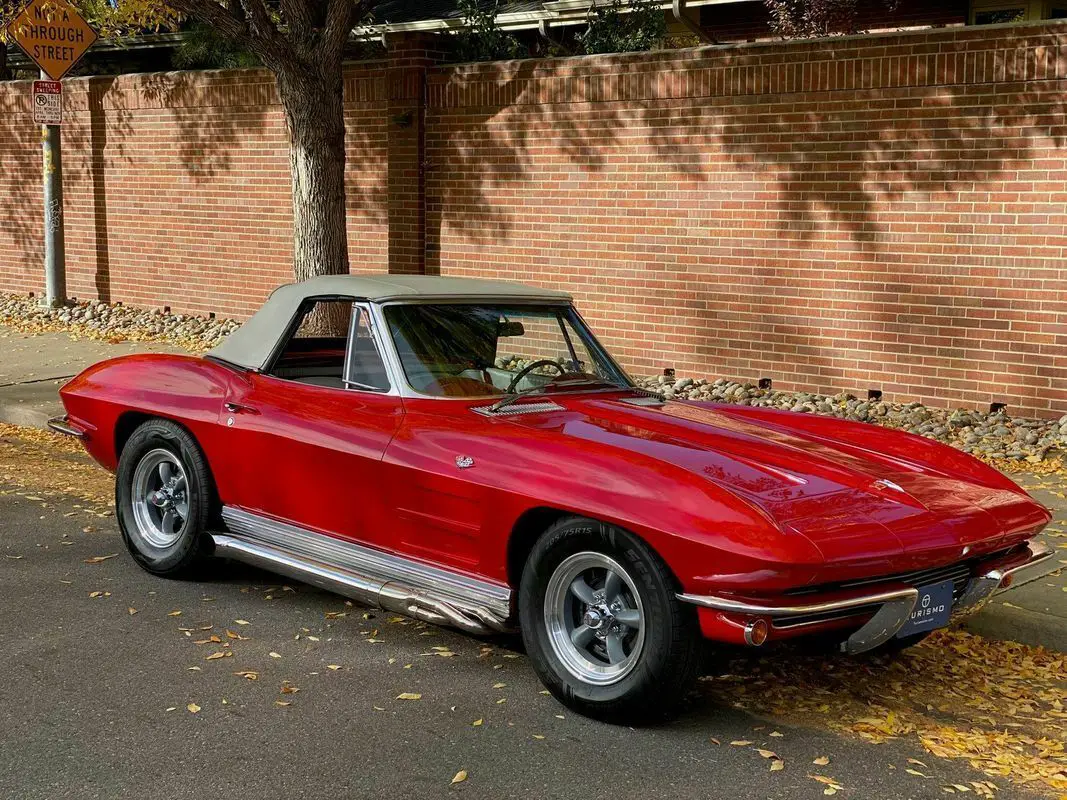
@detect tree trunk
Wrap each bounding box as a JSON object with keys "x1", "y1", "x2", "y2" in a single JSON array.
[{"x1": 276, "y1": 63, "x2": 350, "y2": 282}]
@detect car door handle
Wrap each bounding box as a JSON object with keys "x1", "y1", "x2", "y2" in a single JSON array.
[{"x1": 224, "y1": 402, "x2": 259, "y2": 415}]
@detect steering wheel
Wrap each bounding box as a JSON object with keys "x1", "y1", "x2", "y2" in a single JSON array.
[{"x1": 504, "y1": 360, "x2": 566, "y2": 393}]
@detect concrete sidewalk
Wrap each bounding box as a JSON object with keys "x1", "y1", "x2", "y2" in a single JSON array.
[
  {"x1": 0, "y1": 325, "x2": 1063, "y2": 652},
  {"x1": 963, "y1": 481, "x2": 1067, "y2": 652},
  {"x1": 0, "y1": 329, "x2": 179, "y2": 427}
]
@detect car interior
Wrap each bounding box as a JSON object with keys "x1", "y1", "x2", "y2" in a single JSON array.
[{"x1": 269, "y1": 299, "x2": 585, "y2": 397}]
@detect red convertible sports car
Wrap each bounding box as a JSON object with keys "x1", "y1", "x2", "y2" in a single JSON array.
[{"x1": 51, "y1": 275, "x2": 1055, "y2": 722}]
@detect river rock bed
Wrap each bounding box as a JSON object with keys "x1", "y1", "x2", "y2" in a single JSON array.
[
  {"x1": 638, "y1": 375, "x2": 1067, "y2": 463},
  {"x1": 0, "y1": 294, "x2": 239, "y2": 352},
  {"x1": 3, "y1": 299, "x2": 1063, "y2": 463}
]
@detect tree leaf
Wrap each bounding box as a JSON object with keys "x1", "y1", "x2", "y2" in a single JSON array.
[
  {"x1": 83, "y1": 554, "x2": 118, "y2": 563},
  {"x1": 813, "y1": 756, "x2": 830, "y2": 766},
  {"x1": 451, "y1": 770, "x2": 468, "y2": 785},
  {"x1": 186, "y1": 703, "x2": 200, "y2": 713},
  {"x1": 397, "y1": 692, "x2": 422, "y2": 700}
]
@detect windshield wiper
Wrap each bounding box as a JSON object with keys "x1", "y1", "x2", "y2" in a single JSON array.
[{"x1": 486, "y1": 377, "x2": 661, "y2": 414}]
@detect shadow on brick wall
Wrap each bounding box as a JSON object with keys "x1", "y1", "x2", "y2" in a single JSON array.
[{"x1": 422, "y1": 29, "x2": 1067, "y2": 412}]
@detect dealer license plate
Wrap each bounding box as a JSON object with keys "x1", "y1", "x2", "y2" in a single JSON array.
[{"x1": 895, "y1": 579, "x2": 954, "y2": 638}]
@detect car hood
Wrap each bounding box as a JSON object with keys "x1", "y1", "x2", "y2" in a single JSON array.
[{"x1": 504, "y1": 394, "x2": 1049, "y2": 567}]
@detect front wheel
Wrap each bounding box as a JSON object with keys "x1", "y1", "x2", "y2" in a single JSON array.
[
  {"x1": 115, "y1": 419, "x2": 214, "y2": 577},
  {"x1": 519, "y1": 517, "x2": 701, "y2": 724}
]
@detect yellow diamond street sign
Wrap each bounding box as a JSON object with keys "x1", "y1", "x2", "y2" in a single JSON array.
[{"x1": 8, "y1": 0, "x2": 98, "y2": 81}]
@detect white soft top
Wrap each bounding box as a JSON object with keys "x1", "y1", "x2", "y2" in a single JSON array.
[{"x1": 208, "y1": 274, "x2": 573, "y2": 371}]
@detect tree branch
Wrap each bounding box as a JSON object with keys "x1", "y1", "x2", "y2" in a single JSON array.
[
  {"x1": 280, "y1": 0, "x2": 317, "y2": 50},
  {"x1": 238, "y1": 0, "x2": 283, "y2": 49},
  {"x1": 319, "y1": 0, "x2": 371, "y2": 63},
  {"x1": 169, "y1": 0, "x2": 292, "y2": 72},
  {"x1": 167, "y1": 0, "x2": 252, "y2": 46}
]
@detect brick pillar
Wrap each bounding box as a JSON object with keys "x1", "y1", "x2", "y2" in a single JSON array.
[{"x1": 386, "y1": 33, "x2": 443, "y2": 275}]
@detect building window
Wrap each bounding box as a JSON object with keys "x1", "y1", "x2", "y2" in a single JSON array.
[{"x1": 970, "y1": 0, "x2": 1067, "y2": 22}]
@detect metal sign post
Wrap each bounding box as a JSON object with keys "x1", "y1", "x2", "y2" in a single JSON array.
[
  {"x1": 40, "y1": 71, "x2": 65, "y2": 307},
  {"x1": 7, "y1": 0, "x2": 97, "y2": 307}
]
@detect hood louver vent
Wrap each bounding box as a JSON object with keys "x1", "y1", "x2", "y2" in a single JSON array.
[{"x1": 473, "y1": 401, "x2": 565, "y2": 416}]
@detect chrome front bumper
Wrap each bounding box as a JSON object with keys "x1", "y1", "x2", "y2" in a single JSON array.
[
  {"x1": 678, "y1": 539, "x2": 1057, "y2": 654},
  {"x1": 47, "y1": 415, "x2": 85, "y2": 438}
]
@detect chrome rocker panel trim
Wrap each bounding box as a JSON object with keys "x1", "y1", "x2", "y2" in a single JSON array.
[
  {"x1": 676, "y1": 538, "x2": 1056, "y2": 655},
  {"x1": 47, "y1": 415, "x2": 85, "y2": 438},
  {"x1": 213, "y1": 507, "x2": 513, "y2": 635}
]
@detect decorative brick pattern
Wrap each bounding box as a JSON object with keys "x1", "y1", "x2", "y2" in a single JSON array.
[{"x1": 2, "y1": 22, "x2": 1067, "y2": 416}]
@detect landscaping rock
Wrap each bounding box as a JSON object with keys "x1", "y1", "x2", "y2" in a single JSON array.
[
  {"x1": 638, "y1": 374, "x2": 1065, "y2": 463},
  {"x1": 0, "y1": 294, "x2": 239, "y2": 352}
]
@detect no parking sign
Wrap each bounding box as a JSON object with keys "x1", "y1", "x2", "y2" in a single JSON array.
[{"x1": 32, "y1": 79, "x2": 62, "y2": 125}]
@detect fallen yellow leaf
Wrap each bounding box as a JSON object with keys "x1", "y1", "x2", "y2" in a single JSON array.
[
  {"x1": 186, "y1": 703, "x2": 200, "y2": 713},
  {"x1": 83, "y1": 554, "x2": 118, "y2": 564},
  {"x1": 397, "y1": 692, "x2": 422, "y2": 701},
  {"x1": 451, "y1": 770, "x2": 467, "y2": 785}
]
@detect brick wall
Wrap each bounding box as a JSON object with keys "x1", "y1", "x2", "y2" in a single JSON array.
[
  {"x1": 425, "y1": 22, "x2": 1067, "y2": 418},
  {"x1": 2, "y1": 21, "x2": 1067, "y2": 416},
  {"x1": 0, "y1": 65, "x2": 389, "y2": 319}
]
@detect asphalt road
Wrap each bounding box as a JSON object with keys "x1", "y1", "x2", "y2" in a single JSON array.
[{"x1": 0, "y1": 487, "x2": 1048, "y2": 800}]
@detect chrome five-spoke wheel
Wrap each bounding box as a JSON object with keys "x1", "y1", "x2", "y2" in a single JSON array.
[
  {"x1": 544, "y1": 551, "x2": 645, "y2": 685},
  {"x1": 520, "y1": 518, "x2": 701, "y2": 723},
  {"x1": 130, "y1": 448, "x2": 190, "y2": 548}
]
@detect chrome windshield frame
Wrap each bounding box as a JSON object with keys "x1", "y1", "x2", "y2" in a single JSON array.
[{"x1": 370, "y1": 298, "x2": 635, "y2": 401}]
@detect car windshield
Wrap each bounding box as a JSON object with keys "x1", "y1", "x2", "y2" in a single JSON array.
[{"x1": 384, "y1": 303, "x2": 630, "y2": 398}]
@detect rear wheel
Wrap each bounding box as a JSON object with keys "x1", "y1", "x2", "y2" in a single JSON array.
[
  {"x1": 116, "y1": 419, "x2": 214, "y2": 577},
  {"x1": 519, "y1": 517, "x2": 701, "y2": 724}
]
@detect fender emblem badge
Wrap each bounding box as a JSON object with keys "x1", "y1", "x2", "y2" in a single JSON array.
[
  {"x1": 455, "y1": 455, "x2": 475, "y2": 469},
  {"x1": 872, "y1": 479, "x2": 904, "y2": 493}
]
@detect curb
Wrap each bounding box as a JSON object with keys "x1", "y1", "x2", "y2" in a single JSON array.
[
  {"x1": 962, "y1": 599, "x2": 1067, "y2": 653},
  {"x1": 0, "y1": 401, "x2": 56, "y2": 430}
]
